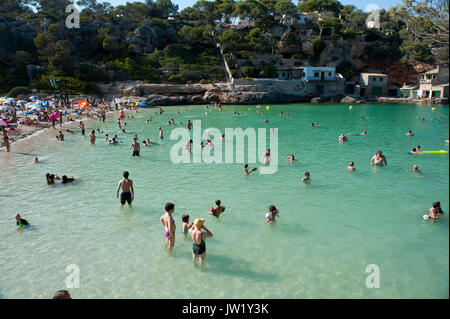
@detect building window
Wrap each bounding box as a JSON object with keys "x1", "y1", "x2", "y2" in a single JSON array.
[
  {"x1": 379, "y1": 77, "x2": 383, "y2": 81},
  {"x1": 372, "y1": 77, "x2": 376, "y2": 81},
  {"x1": 314, "y1": 72, "x2": 319, "y2": 77},
  {"x1": 328, "y1": 72, "x2": 331, "y2": 76}
]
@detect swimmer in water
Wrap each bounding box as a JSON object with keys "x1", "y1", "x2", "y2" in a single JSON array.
[
  {"x1": 265, "y1": 205, "x2": 279, "y2": 224},
  {"x1": 160, "y1": 202, "x2": 176, "y2": 251},
  {"x1": 339, "y1": 133, "x2": 348, "y2": 142},
  {"x1": 159, "y1": 127, "x2": 163, "y2": 139},
  {"x1": 244, "y1": 164, "x2": 257, "y2": 175},
  {"x1": 264, "y1": 117, "x2": 268, "y2": 123},
  {"x1": 315, "y1": 122, "x2": 319, "y2": 127},
  {"x1": 209, "y1": 200, "x2": 225, "y2": 217},
  {"x1": 58, "y1": 131, "x2": 64, "y2": 141},
  {"x1": 406, "y1": 130, "x2": 414, "y2": 136},
  {"x1": 360, "y1": 130, "x2": 367, "y2": 136},
  {"x1": 412, "y1": 164, "x2": 419, "y2": 172},
  {"x1": 181, "y1": 214, "x2": 192, "y2": 239},
  {"x1": 110, "y1": 137, "x2": 119, "y2": 144},
  {"x1": 301, "y1": 171, "x2": 310, "y2": 182},
  {"x1": 80, "y1": 121, "x2": 85, "y2": 136},
  {"x1": 262, "y1": 149, "x2": 271, "y2": 164},
  {"x1": 34, "y1": 157, "x2": 39, "y2": 164},
  {"x1": 15, "y1": 214, "x2": 29, "y2": 227},
  {"x1": 371, "y1": 150, "x2": 387, "y2": 166},
  {"x1": 90, "y1": 130, "x2": 96, "y2": 144},
  {"x1": 66, "y1": 129, "x2": 74, "y2": 134},
  {"x1": 200, "y1": 141, "x2": 204, "y2": 148},
  {"x1": 425, "y1": 201, "x2": 446, "y2": 220},
  {"x1": 62, "y1": 175, "x2": 76, "y2": 184},
  {"x1": 130, "y1": 138, "x2": 140, "y2": 157},
  {"x1": 286, "y1": 155, "x2": 297, "y2": 163},
  {"x1": 105, "y1": 134, "x2": 109, "y2": 141},
  {"x1": 117, "y1": 171, "x2": 134, "y2": 207},
  {"x1": 185, "y1": 139, "x2": 192, "y2": 153},
  {"x1": 347, "y1": 161, "x2": 356, "y2": 171}
]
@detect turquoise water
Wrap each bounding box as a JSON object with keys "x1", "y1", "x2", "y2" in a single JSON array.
[{"x1": 0, "y1": 103, "x2": 448, "y2": 299}]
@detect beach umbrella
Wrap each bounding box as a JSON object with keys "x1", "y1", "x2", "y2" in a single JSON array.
[
  {"x1": 49, "y1": 111, "x2": 60, "y2": 120},
  {"x1": 30, "y1": 96, "x2": 39, "y2": 100},
  {"x1": 138, "y1": 102, "x2": 147, "y2": 108},
  {"x1": 0, "y1": 119, "x2": 9, "y2": 126},
  {"x1": 78, "y1": 100, "x2": 90, "y2": 108},
  {"x1": 17, "y1": 100, "x2": 28, "y2": 104}
]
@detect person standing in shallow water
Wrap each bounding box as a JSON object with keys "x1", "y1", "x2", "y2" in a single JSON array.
[
  {"x1": 89, "y1": 130, "x2": 96, "y2": 144},
  {"x1": 80, "y1": 121, "x2": 85, "y2": 136},
  {"x1": 116, "y1": 171, "x2": 134, "y2": 207},
  {"x1": 160, "y1": 202, "x2": 176, "y2": 251},
  {"x1": 2, "y1": 128, "x2": 10, "y2": 152},
  {"x1": 189, "y1": 218, "x2": 213, "y2": 267}
]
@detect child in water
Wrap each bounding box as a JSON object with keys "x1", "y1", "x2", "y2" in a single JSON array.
[
  {"x1": 265, "y1": 205, "x2": 279, "y2": 224},
  {"x1": 15, "y1": 214, "x2": 29, "y2": 227},
  {"x1": 181, "y1": 214, "x2": 192, "y2": 238},
  {"x1": 209, "y1": 200, "x2": 225, "y2": 217},
  {"x1": 301, "y1": 171, "x2": 310, "y2": 182}
]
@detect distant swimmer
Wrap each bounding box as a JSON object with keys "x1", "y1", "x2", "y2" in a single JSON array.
[
  {"x1": 361, "y1": 116, "x2": 365, "y2": 120},
  {"x1": 360, "y1": 130, "x2": 367, "y2": 135},
  {"x1": 89, "y1": 130, "x2": 96, "y2": 144},
  {"x1": 315, "y1": 122, "x2": 320, "y2": 127},
  {"x1": 262, "y1": 149, "x2": 271, "y2": 164},
  {"x1": 66, "y1": 129, "x2": 74, "y2": 134},
  {"x1": 300, "y1": 171, "x2": 310, "y2": 182},
  {"x1": 105, "y1": 134, "x2": 109, "y2": 141},
  {"x1": 265, "y1": 205, "x2": 279, "y2": 224},
  {"x1": 110, "y1": 137, "x2": 119, "y2": 144},
  {"x1": 406, "y1": 130, "x2": 414, "y2": 136},
  {"x1": 206, "y1": 139, "x2": 214, "y2": 147},
  {"x1": 410, "y1": 147, "x2": 421, "y2": 154},
  {"x1": 189, "y1": 218, "x2": 213, "y2": 267},
  {"x1": 130, "y1": 138, "x2": 140, "y2": 157},
  {"x1": 209, "y1": 199, "x2": 225, "y2": 217},
  {"x1": 279, "y1": 112, "x2": 283, "y2": 116},
  {"x1": 80, "y1": 121, "x2": 85, "y2": 136},
  {"x1": 286, "y1": 155, "x2": 297, "y2": 163},
  {"x1": 371, "y1": 149, "x2": 387, "y2": 166},
  {"x1": 339, "y1": 133, "x2": 348, "y2": 142},
  {"x1": 62, "y1": 175, "x2": 76, "y2": 184},
  {"x1": 425, "y1": 201, "x2": 446, "y2": 220},
  {"x1": 34, "y1": 157, "x2": 39, "y2": 164},
  {"x1": 244, "y1": 164, "x2": 257, "y2": 175},
  {"x1": 185, "y1": 139, "x2": 192, "y2": 153},
  {"x1": 186, "y1": 120, "x2": 192, "y2": 130},
  {"x1": 264, "y1": 117, "x2": 268, "y2": 123},
  {"x1": 159, "y1": 127, "x2": 163, "y2": 139},
  {"x1": 200, "y1": 141, "x2": 204, "y2": 148},
  {"x1": 15, "y1": 214, "x2": 29, "y2": 227},
  {"x1": 160, "y1": 202, "x2": 176, "y2": 251},
  {"x1": 412, "y1": 164, "x2": 420, "y2": 172},
  {"x1": 58, "y1": 131, "x2": 64, "y2": 141},
  {"x1": 116, "y1": 171, "x2": 134, "y2": 207},
  {"x1": 347, "y1": 161, "x2": 356, "y2": 171}
]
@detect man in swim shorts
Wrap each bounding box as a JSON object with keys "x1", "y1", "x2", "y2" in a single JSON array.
[
  {"x1": 160, "y1": 202, "x2": 176, "y2": 251},
  {"x1": 116, "y1": 171, "x2": 134, "y2": 207},
  {"x1": 130, "y1": 138, "x2": 140, "y2": 157},
  {"x1": 371, "y1": 150, "x2": 387, "y2": 166}
]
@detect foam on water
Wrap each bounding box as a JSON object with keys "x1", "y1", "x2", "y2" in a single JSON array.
[{"x1": 0, "y1": 103, "x2": 448, "y2": 298}]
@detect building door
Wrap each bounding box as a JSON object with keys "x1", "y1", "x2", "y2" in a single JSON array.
[
  {"x1": 321, "y1": 72, "x2": 324, "y2": 80},
  {"x1": 372, "y1": 86, "x2": 382, "y2": 96},
  {"x1": 432, "y1": 90, "x2": 441, "y2": 98}
]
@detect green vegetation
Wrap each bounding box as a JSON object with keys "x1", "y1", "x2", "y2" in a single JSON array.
[{"x1": 0, "y1": 0, "x2": 447, "y2": 92}]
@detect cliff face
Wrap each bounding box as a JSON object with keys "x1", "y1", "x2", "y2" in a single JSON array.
[{"x1": 0, "y1": 17, "x2": 37, "y2": 58}]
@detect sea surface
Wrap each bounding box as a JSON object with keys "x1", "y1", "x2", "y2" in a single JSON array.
[{"x1": 0, "y1": 103, "x2": 448, "y2": 298}]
